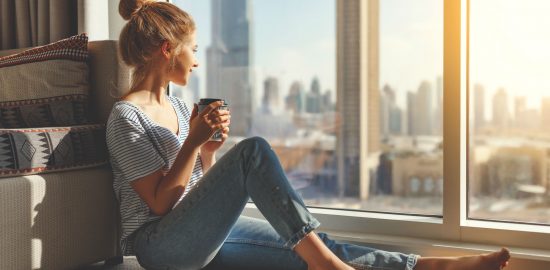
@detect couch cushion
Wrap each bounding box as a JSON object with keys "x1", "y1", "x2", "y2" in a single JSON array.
[
  {"x1": 0, "y1": 124, "x2": 108, "y2": 177},
  {"x1": 0, "y1": 33, "x2": 91, "y2": 128},
  {"x1": 0, "y1": 167, "x2": 118, "y2": 270}
]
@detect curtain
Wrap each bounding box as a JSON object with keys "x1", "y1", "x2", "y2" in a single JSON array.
[
  {"x1": 0, "y1": 0, "x2": 77, "y2": 50},
  {"x1": 0, "y1": 0, "x2": 111, "y2": 50}
]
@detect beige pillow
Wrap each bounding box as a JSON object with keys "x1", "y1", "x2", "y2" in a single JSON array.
[
  {"x1": 0, "y1": 124, "x2": 108, "y2": 177},
  {"x1": 0, "y1": 33, "x2": 91, "y2": 128}
]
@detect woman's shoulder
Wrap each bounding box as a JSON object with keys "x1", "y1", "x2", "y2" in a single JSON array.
[{"x1": 107, "y1": 100, "x2": 147, "y2": 128}]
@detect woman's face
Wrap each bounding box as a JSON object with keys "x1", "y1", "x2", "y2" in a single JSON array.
[{"x1": 169, "y1": 32, "x2": 198, "y2": 86}]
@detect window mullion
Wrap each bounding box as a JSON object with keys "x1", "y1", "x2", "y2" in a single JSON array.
[{"x1": 442, "y1": 0, "x2": 462, "y2": 240}]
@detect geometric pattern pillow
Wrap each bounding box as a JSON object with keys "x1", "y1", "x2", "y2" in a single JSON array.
[
  {"x1": 0, "y1": 33, "x2": 91, "y2": 128},
  {"x1": 0, "y1": 124, "x2": 108, "y2": 177}
]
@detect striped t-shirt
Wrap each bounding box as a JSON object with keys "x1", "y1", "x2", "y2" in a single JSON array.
[{"x1": 106, "y1": 96, "x2": 203, "y2": 255}]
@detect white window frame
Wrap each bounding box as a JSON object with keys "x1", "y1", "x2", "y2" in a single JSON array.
[{"x1": 243, "y1": 0, "x2": 550, "y2": 252}]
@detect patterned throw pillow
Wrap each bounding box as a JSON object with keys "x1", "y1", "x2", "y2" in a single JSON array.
[
  {"x1": 0, "y1": 125, "x2": 108, "y2": 177},
  {"x1": 0, "y1": 33, "x2": 90, "y2": 128}
]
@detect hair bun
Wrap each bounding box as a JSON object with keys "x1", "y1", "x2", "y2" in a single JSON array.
[{"x1": 119, "y1": 0, "x2": 152, "y2": 21}]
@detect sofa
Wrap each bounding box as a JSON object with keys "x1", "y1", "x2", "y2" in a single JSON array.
[{"x1": 0, "y1": 39, "x2": 131, "y2": 270}]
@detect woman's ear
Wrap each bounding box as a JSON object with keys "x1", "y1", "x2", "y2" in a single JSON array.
[{"x1": 161, "y1": 41, "x2": 171, "y2": 59}]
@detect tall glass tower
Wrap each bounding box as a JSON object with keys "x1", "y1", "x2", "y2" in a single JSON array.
[{"x1": 207, "y1": 0, "x2": 254, "y2": 137}]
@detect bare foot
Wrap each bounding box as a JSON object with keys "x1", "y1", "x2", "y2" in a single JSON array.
[
  {"x1": 451, "y1": 248, "x2": 510, "y2": 270},
  {"x1": 308, "y1": 261, "x2": 354, "y2": 270},
  {"x1": 417, "y1": 248, "x2": 511, "y2": 270}
]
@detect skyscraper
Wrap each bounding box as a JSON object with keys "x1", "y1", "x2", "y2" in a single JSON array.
[
  {"x1": 492, "y1": 88, "x2": 510, "y2": 129},
  {"x1": 306, "y1": 77, "x2": 322, "y2": 113},
  {"x1": 541, "y1": 97, "x2": 550, "y2": 132},
  {"x1": 207, "y1": 0, "x2": 254, "y2": 136},
  {"x1": 337, "y1": 0, "x2": 379, "y2": 198},
  {"x1": 286, "y1": 81, "x2": 304, "y2": 114},
  {"x1": 262, "y1": 77, "x2": 280, "y2": 114},
  {"x1": 381, "y1": 84, "x2": 402, "y2": 136},
  {"x1": 514, "y1": 96, "x2": 526, "y2": 129},
  {"x1": 407, "y1": 91, "x2": 416, "y2": 136},
  {"x1": 473, "y1": 83, "x2": 485, "y2": 131},
  {"x1": 380, "y1": 84, "x2": 395, "y2": 137},
  {"x1": 434, "y1": 76, "x2": 443, "y2": 136},
  {"x1": 415, "y1": 80, "x2": 433, "y2": 135}
]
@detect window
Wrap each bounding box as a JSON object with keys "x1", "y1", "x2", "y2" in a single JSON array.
[
  {"x1": 169, "y1": 0, "x2": 550, "y2": 251},
  {"x1": 469, "y1": 0, "x2": 550, "y2": 225},
  {"x1": 172, "y1": 0, "x2": 443, "y2": 216}
]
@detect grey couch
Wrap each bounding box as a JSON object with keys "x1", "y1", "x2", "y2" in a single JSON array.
[{"x1": 0, "y1": 40, "x2": 130, "y2": 270}]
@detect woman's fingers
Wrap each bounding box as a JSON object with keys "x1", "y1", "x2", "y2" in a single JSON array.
[
  {"x1": 198, "y1": 101, "x2": 224, "y2": 117},
  {"x1": 206, "y1": 113, "x2": 230, "y2": 124}
]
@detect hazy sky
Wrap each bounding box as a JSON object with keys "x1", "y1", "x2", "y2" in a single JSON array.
[
  {"x1": 471, "y1": 0, "x2": 550, "y2": 110},
  {"x1": 173, "y1": 0, "x2": 549, "y2": 112}
]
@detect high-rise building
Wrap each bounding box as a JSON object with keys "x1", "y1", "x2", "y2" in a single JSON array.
[
  {"x1": 514, "y1": 96, "x2": 526, "y2": 129},
  {"x1": 473, "y1": 84, "x2": 485, "y2": 131},
  {"x1": 380, "y1": 84, "x2": 399, "y2": 137},
  {"x1": 322, "y1": 90, "x2": 333, "y2": 111},
  {"x1": 336, "y1": 0, "x2": 379, "y2": 198},
  {"x1": 434, "y1": 76, "x2": 443, "y2": 136},
  {"x1": 262, "y1": 77, "x2": 280, "y2": 114},
  {"x1": 541, "y1": 97, "x2": 550, "y2": 132},
  {"x1": 206, "y1": 0, "x2": 254, "y2": 136},
  {"x1": 306, "y1": 77, "x2": 322, "y2": 113},
  {"x1": 286, "y1": 81, "x2": 304, "y2": 114},
  {"x1": 380, "y1": 87, "x2": 390, "y2": 137},
  {"x1": 415, "y1": 80, "x2": 433, "y2": 136},
  {"x1": 407, "y1": 91, "x2": 416, "y2": 136},
  {"x1": 492, "y1": 88, "x2": 510, "y2": 129}
]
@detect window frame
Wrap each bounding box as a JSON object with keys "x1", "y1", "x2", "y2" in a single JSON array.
[{"x1": 170, "y1": 0, "x2": 550, "y2": 251}]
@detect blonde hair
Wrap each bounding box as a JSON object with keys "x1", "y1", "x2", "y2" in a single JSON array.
[{"x1": 118, "y1": 0, "x2": 196, "y2": 93}]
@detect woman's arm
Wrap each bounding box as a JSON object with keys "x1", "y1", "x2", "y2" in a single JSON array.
[
  {"x1": 200, "y1": 151, "x2": 216, "y2": 172},
  {"x1": 130, "y1": 101, "x2": 229, "y2": 216},
  {"x1": 131, "y1": 141, "x2": 201, "y2": 216}
]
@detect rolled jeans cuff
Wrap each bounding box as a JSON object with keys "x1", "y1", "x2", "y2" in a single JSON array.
[
  {"x1": 284, "y1": 219, "x2": 322, "y2": 249},
  {"x1": 406, "y1": 254, "x2": 420, "y2": 270}
]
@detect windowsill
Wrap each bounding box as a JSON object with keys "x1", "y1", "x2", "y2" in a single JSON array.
[
  {"x1": 321, "y1": 229, "x2": 550, "y2": 262},
  {"x1": 242, "y1": 204, "x2": 550, "y2": 263}
]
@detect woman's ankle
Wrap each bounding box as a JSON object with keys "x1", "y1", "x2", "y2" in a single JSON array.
[{"x1": 294, "y1": 232, "x2": 347, "y2": 269}]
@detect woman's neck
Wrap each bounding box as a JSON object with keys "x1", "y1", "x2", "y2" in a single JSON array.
[{"x1": 126, "y1": 73, "x2": 170, "y2": 106}]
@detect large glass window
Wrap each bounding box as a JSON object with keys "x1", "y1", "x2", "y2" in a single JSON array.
[
  {"x1": 171, "y1": 0, "x2": 442, "y2": 216},
  {"x1": 469, "y1": 0, "x2": 550, "y2": 225}
]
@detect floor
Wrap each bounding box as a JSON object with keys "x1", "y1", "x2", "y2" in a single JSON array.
[{"x1": 78, "y1": 257, "x2": 144, "y2": 270}]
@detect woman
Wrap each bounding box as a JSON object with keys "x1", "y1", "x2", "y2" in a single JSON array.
[{"x1": 107, "y1": 0, "x2": 511, "y2": 269}]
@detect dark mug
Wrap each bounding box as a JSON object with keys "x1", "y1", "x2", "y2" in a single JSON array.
[{"x1": 197, "y1": 98, "x2": 229, "y2": 141}]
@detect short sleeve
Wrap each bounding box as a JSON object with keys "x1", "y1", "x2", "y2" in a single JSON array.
[{"x1": 106, "y1": 118, "x2": 165, "y2": 182}]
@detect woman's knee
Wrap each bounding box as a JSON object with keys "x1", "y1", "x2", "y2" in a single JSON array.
[{"x1": 237, "y1": 136, "x2": 271, "y2": 153}]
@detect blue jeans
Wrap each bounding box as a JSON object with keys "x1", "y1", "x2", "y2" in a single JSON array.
[{"x1": 133, "y1": 137, "x2": 418, "y2": 270}]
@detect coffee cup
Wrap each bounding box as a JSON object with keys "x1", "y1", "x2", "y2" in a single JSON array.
[{"x1": 197, "y1": 98, "x2": 229, "y2": 141}]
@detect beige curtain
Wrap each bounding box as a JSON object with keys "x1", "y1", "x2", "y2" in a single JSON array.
[{"x1": 0, "y1": 0, "x2": 78, "y2": 50}]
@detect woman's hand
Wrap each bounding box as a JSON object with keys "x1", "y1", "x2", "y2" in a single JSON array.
[
  {"x1": 201, "y1": 110, "x2": 231, "y2": 155},
  {"x1": 187, "y1": 101, "x2": 231, "y2": 149}
]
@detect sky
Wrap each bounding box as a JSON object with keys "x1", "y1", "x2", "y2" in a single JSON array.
[
  {"x1": 174, "y1": 0, "x2": 336, "y2": 106},
  {"x1": 173, "y1": 0, "x2": 550, "y2": 113},
  {"x1": 471, "y1": 0, "x2": 550, "y2": 110}
]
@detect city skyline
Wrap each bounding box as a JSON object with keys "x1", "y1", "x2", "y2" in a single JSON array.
[{"x1": 173, "y1": 0, "x2": 444, "y2": 110}]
